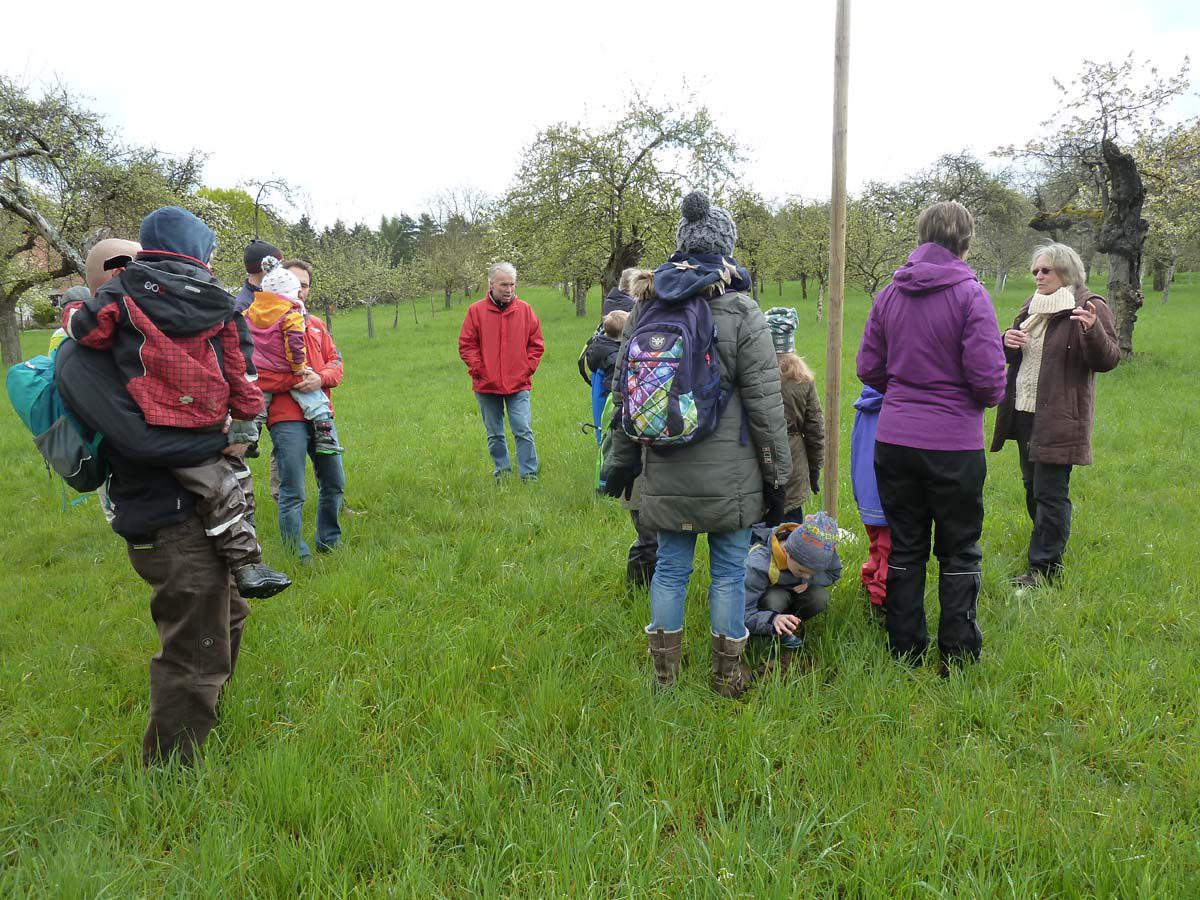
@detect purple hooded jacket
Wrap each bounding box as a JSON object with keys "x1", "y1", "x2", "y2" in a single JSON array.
[{"x1": 856, "y1": 243, "x2": 1006, "y2": 451}]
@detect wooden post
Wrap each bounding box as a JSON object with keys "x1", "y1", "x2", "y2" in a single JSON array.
[{"x1": 824, "y1": 0, "x2": 851, "y2": 519}]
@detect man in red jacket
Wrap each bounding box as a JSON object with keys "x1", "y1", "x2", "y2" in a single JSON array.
[
  {"x1": 458, "y1": 262, "x2": 545, "y2": 481},
  {"x1": 259, "y1": 259, "x2": 346, "y2": 559}
]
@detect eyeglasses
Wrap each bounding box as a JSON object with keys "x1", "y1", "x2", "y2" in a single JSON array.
[{"x1": 1031, "y1": 267, "x2": 1054, "y2": 276}]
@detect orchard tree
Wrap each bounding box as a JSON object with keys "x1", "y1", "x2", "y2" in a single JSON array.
[
  {"x1": 1140, "y1": 121, "x2": 1200, "y2": 303},
  {"x1": 845, "y1": 182, "x2": 918, "y2": 297},
  {"x1": 1005, "y1": 55, "x2": 1191, "y2": 355},
  {"x1": 1, "y1": 77, "x2": 204, "y2": 364},
  {"x1": 726, "y1": 188, "x2": 771, "y2": 300},
  {"x1": 504, "y1": 93, "x2": 740, "y2": 316}
]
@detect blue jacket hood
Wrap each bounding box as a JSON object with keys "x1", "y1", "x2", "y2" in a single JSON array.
[
  {"x1": 891, "y1": 243, "x2": 979, "y2": 295},
  {"x1": 139, "y1": 206, "x2": 216, "y2": 267},
  {"x1": 853, "y1": 384, "x2": 883, "y2": 413},
  {"x1": 652, "y1": 252, "x2": 751, "y2": 304}
]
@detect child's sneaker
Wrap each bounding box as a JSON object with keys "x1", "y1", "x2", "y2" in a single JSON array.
[
  {"x1": 313, "y1": 420, "x2": 343, "y2": 455},
  {"x1": 235, "y1": 563, "x2": 291, "y2": 599}
]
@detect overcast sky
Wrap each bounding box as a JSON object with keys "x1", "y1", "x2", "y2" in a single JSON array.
[{"x1": 8, "y1": 0, "x2": 1199, "y2": 228}]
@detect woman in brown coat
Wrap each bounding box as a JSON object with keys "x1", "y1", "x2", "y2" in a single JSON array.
[{"x1": 991, "y1": 242, "x2": 1120, "y2": 587}]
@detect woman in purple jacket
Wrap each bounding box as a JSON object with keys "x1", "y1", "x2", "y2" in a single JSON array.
[{"x1": 856, "y1": 201, "x2": 1006, "y2": 671}]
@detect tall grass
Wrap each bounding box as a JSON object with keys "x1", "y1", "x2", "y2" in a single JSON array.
[{"x1": 1, "y1": 275, "x2": 1197, "y2": 896}]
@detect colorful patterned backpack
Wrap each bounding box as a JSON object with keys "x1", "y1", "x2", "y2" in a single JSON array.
[{"x1": 618, "y1": 297, "x2": 728, "y2": 448}]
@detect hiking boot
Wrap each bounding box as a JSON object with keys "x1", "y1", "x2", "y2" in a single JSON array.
[
  {"x1": 234, "y1": 563, "x2": 292, "y2": 599},
  {"x1": 648, "y1": 629, "x2": 682, "y2": 691},
  {"x1": 711, "y1": 633, "x2": 754, "y2": 699},
  {"x1": 313, "y1": 420, "x2": 343, "y2": 455}
]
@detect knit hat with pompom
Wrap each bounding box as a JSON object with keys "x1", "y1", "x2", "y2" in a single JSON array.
[
  {"x1": 260, "y1": 255, "x2": 301, "y2": 300},
  {"x1": 675, "y1": 190, "x2": 737, "y2": 257}
]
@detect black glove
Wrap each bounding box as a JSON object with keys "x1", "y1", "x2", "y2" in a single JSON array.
[
  {"x1": 763, "y1": 483, "x2": 787, "y2": 526},
  {"x1": 809, "y1": 468, "x2": 821, "y2": 496},
  {"x1": 601, "y1": 465, "x2": 638, "y2": 500}
]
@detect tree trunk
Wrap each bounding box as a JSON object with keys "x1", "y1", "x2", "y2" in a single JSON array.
[
  {"x1": 1095, "y1": 139, "x2": 1148, "y2": 358},
  {"x1": 393, "y1": 296, "x2": 400, "y2": 328},
  {"x1": 816, "y1": 282, "x2": 824, "y2": 322},
  {"x1": 324, "y1": 303, "x2": 334, "y2": 334},
  {"x1": 366, "y1": 301, "x2": 375, "y2": 339},
  {"x1": 0, "y1": 297, "x2": 22, "y2": 368},
  {"x1": 1161, "y1": 254, "x2": 1177, "y2": 305},
  {"x1": 444, "y1": 285, "x2": 452, "y2": 309},
  {"x1": 749, "y1": 270, "x2": 759, "y2": 302},
  {"x1": 800, "y1": 272, "x2": 808, "y2": 300},
  {"x1": 1151, "y1": 258, "x2": 1166, "y2": 291},
  {"x1": 573, "y1": 280, "x2": 588, "y2": 318},
  {"x1": 776, "y1": 277, "x2": 783, "y2": 296},
  {"x1": 600, "y1": 239, "x2": 644, "y2": 295}
]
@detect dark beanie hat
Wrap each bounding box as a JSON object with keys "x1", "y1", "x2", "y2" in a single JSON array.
[
  {"x1": 676, "y1": 191, "x2": 737, "y2": 257},
  {"x1": 783, "y1": 511, "x2": 839, "y2": 574},
  {"x1": 139, "y1": 206, "x2": 217, "y2": 265},
  {"x1": 244, "y1": 239, "x2": 282, "y2": 274}
]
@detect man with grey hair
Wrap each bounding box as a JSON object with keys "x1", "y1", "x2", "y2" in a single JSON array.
[{"x1": 458, "y1": 262, "x2": 545, "y2": 481}]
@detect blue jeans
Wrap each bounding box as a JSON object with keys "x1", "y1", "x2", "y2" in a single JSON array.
[
  {"x1": 646, "y1": 528, "x2": 752, "y2": 640},
  {"x1": 474, "y1": 391, "x2": 538, "y2": 478},
  {"x1": 270, "y1": 420, "x2": 345, "y2": 558}
]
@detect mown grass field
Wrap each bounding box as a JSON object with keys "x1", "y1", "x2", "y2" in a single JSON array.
[{"x1": 1, "y1": 271, "x2": 1197, "y2": 897}]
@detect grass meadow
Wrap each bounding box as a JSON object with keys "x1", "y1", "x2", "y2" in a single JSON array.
[{"x1": 1, "y1": 271, "x2": 1198, "y2": 897}]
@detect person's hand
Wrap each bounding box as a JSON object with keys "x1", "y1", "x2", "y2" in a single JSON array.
[
  {"x1": 763, "y1": 483, "x2": 787, "y2": 526},
  {"x1": 227, "y1": 419, "x2": 259, "y2": 445},
  {"x1": 600, "y1": 465, "x2": 638, "y2": 500},
  {"x1": 773, "y1": 613, "x2": 801, "y2": 636},
  {"x1": 221, "y1": 414, "x2": 232, "y2": 434},
  {"x1": 1003, "y1": 328, "x2": 1028, "y2": 350},
  {"x1": 222, "y1": 443, "x2": 249, "y2": 457},
  {"x1": 809, "y1": 467, "x2": 821, "y2": 495},
  {"x1": 296, "y1": 369, "x2": 323, "y2": 392},
  {"x1": 1071, "y1": 300, "x2": 1098, "y2": 333}
]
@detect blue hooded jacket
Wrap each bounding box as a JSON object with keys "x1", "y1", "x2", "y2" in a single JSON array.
[
  {"x1": 138, "y1": 206, "x2": 217, "y2": 267},
  {"x1": 850, "y1": 385, "x2": 887, "y2": 526}
]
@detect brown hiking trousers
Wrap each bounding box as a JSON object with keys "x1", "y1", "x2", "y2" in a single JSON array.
[{"x1": 127, "y1": 514, "x2": 251, "y2": 765}]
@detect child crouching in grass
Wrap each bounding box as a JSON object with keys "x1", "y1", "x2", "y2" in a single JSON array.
[{"x1": 743, "y1": 511, "x2": 842, "y2": 675}]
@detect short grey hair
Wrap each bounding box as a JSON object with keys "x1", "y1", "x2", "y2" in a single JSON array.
[
  {"x1": 1031, "y1": 243, "x2": 1086, "y2": 289},
  {"x1": 618, "y1": 267, "x2": 639, "y2": 294},
  {"x1": 488, "y1": 261, "x2": 517, "y2": 284},
  {"x1": 917, "y1": 200, "x2": 974, "y2": 257}
]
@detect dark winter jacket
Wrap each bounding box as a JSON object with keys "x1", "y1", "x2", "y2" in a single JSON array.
[
  {"x1": 601, "y1": 288, "x2": 635, "y2": 317},
  {"x1": 458, "y1": 293, "x2": 544, "y2": 394},
  {"x1": 608, "y1": 253, "x2": 791, "y2": 533},
  {"x1": 990, "y1": 285, "x2": 1119, "y2": 465},
  {"x1": 62, "y1": 252, "x2": 262, "y2": 428},
  {"x1": 850, "y1": 386, "x2": 887, "y2": 526},
  {"x1": 55, "y1": 340, "x2": 227, "y2": 541},
  {"x1": 857, "y1": 243, "x2": 1006, "y2": 451},
  {"x1": 781, "y1": 374, "x2": 824, "y2": 511},
  {"x1": 234, "y1": 280, "x2": 256, "y2": 314},
  {"x1": 584, "y1": 332, "x2": 621, "y2": 393},
  {"x1": 744, "y1": 522, "x2": 842, "y2": 636}
]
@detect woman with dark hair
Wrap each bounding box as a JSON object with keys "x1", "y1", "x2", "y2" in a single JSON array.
[
  {"x1": 856, "y1": 200, "x2": 1007, "y2": 671},
  {"x1": 991, "y1": 242, "x2": 1120, "y2": 587}
]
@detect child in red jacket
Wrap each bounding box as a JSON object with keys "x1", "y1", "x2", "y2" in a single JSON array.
[{"x1": 63, "y1": 206, "x2": 290, "y2": 599}]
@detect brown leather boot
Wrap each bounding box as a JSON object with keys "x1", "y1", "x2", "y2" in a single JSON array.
[
  {"x1": 648, "y1": 629, "x2": 682, "y2": 690},
  {"x1": 711, "y1": 633, "x2": 753, "y2": 699}
]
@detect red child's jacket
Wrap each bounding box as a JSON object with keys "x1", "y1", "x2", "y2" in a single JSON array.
[{"x1": 63, "y1": 252, "x2": 262, "y2": 428}]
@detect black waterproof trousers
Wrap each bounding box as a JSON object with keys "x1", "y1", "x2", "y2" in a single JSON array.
[
  {"x1": 1012, "y1": 412, "x2": 1073, "y2": 576},
  {"x1": 874, "y1": 442, "x2": 986, "y2": 665}
]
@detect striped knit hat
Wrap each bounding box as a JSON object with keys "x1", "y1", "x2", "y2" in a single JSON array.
[
  {"x1": 784, "y1": 511, "x2": 839, "y2": 575},
  {"x1": 766, "y1": 306, "x2": 799, "y2": 353}
]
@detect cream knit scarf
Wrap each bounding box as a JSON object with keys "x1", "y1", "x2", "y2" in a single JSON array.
[{"x1": 1015, "y1": 287, "x2": 1076, "y2": 413}]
